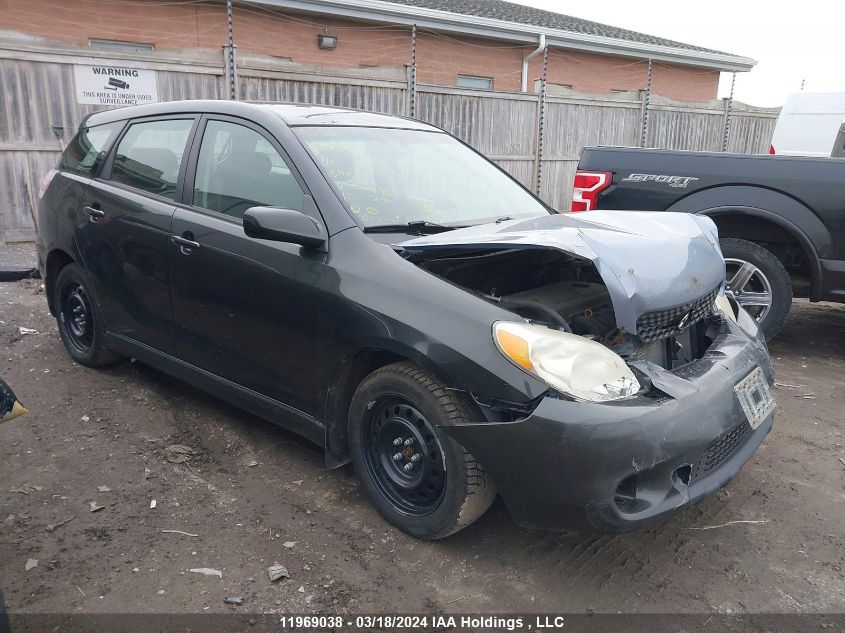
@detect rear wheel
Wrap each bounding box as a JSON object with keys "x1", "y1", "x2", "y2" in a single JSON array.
[
  {"x1": 54, "y1": 264, "x2": 120, "y2": 367},
  {"x1": 720, "y1": 238, "x2": 792, "y2": 340},
  {"x1": 348, "y1": 362, "x2": 496, "y2": 539}
]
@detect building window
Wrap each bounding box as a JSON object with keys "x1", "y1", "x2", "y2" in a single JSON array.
[
  {"x1": 457, "y1": 75, "x2": 493, "y2": 90},
  {"x1": 89, "y1": 39, "x2": 155, "y2": 53}
]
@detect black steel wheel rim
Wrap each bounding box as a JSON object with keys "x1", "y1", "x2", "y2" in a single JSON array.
[
  {"x1": 362, "y1": 395, "x2": 447, "y2": 517},
  {"x1": 60, "y1": 282, "x2": 94, "y2": 352}
]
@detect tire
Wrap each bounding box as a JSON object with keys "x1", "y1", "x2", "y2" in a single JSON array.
[
  {"x1": 348, "y1": 362, "x2": 497, "y2": 539},
  {"x1": 720, "y1": 237, "x2": 792, "y2": 340},
  {"x1": 54, "y1": 263, "x2": 120, "y2": 367}
]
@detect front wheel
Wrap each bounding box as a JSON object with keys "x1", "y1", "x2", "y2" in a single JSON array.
[
  {"x1": 720, "y1": 238, "x2": 792, "y2": 340},
  {"x1": 348, "y1": 362, "x2": 496, "y2": 539}
]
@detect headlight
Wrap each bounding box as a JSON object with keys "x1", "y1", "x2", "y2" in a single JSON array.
[
  {"x1": 714, "y1": 293, "x2": 737, "y2": 322},
  {"x1": 493, "y1": 321, "x2": 640, "y2": 402}
]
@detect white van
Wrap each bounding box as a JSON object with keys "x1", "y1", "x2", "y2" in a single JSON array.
[{"x1": 769, "y1": 92, "x2": 845, "y2": 157}]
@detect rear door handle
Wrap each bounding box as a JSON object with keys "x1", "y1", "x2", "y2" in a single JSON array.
[
  {"x1": 82, "y1": 206, "x2": 105, "y2": 222},
  {"x1": 171, "y1": 235, "x2": 201, "y2": 252}
]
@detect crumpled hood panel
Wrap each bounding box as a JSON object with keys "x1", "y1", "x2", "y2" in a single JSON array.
[{"x1": 398, "y1": 211, "x2": 725, "y2": 333}]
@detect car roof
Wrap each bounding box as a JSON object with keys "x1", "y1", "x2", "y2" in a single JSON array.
[{"x1": 83, "y1": 100, "x2": 440, "y2": 132}]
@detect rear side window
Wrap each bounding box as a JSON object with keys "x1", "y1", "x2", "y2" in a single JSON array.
[
  {"x1": 110, "y1": 119, "x2": 194, "y2": 200},
  {"x1": 58, "y1": 122, "x2": 122, "y2": 176}
]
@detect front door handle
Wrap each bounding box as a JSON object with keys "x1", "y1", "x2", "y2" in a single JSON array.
[
  {"x1": 171, "y1": 234, "x2": 201, "y2": 253},
  {"x1": 82, "y1": 206, "x2": 105, "y2": 222}
]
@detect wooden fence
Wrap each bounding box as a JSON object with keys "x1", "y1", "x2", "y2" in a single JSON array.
[{"x1": 0, "y1": 41, "x2": 779, "y2": 243}]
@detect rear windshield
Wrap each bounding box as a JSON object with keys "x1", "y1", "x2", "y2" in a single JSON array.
[
  {"x1": 59, "y1": 121, "x2": 123, "y2": 176},
  {"x1": 295, "y1": 126, "x2": 550, "y2": 228}
]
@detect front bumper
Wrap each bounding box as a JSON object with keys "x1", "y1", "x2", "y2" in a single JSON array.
[{"x1": 443, "y1": 315, "x2": 774, "y2": 533}]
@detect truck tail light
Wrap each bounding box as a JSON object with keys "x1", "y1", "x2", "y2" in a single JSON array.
[
  {"x1": 571, "y1": 170, "x2": 612, "y2": 212},
  {"x1": 768, "y1": 144, "x2": 776, "y2": 155},
  {"x1": 38, "y1": 169, "x2": 58, "y2": 200}
]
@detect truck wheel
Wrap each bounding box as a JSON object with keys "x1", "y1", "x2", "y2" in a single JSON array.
[
  {"x1": 54, "y1": 264, "x2": 120, "y2": 367},
  {"x1": 720, "y1": 238, "x2": 792, "y2": 340},
  {"x1": 348, "y1": 362, "x2": 496, "y2": 540}
]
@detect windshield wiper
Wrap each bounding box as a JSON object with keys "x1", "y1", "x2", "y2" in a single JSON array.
[{"x1": 363, "y1": 220, "x2": 463, "y2": 234}]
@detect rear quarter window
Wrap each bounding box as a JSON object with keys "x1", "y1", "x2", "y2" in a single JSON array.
[{"x1": 58, "y1": 122, "x2": 123, "y2": 176}]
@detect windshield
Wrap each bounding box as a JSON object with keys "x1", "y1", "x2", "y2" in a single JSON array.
[{"x1": 294, "y1": 126, "x2": 550, "y2": 228}]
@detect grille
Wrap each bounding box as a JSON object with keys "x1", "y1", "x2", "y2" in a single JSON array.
[
  {"x1": 636, "y1": 286, "x2": 719, "y2": 342},
  {"x1": 690, "y1": 421, "x2": 753, "y2": 482}
]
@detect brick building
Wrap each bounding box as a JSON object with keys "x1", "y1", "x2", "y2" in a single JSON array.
[{"x1": 1, "y1": 0, "x2": 754, "y2": 102}]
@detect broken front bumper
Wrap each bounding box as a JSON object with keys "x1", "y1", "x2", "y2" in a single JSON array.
[{"x1": 443, "y1": 315, "x2": 774, "y2": 533}]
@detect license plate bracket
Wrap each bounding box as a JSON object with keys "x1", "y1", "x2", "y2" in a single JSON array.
[{"x1": 734, "y1": 367, "x2": 776, "y2": 430}]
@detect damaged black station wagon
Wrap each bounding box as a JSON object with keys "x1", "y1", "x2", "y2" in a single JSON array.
[{"x1": 37, "y1": 101, "x2": 776, "y2": 539}]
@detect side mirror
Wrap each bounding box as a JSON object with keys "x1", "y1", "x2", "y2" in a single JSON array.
[{"x1": 243, "y1": 206, "x2": 326, "y2": 248}]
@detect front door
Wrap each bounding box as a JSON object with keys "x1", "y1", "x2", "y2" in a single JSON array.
[
  {"x1": 77, "y1": 116, "x2": 197, "y2": 353},
  {"x1": 168, "y1": 117, "x2": 322, "y2": 417}
]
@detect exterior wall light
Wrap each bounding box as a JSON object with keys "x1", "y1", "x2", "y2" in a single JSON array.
[{"x1": 318, "y1": 34, "x2": 337, "y2": 50}]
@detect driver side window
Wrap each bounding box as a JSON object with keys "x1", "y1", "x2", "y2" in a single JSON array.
[{"x1": 192, "y1": 120, "x2": 305, "y2": 219}]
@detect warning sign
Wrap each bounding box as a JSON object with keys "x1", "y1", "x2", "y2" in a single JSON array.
[{"x1": 73, "y1": 64, "x2": 158, "y2": 106}]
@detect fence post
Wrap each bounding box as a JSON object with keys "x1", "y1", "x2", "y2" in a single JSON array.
[
  {"x1": 639, "y1": 58, "x2": 653, "y2": 147},
  {"x1": 722, "y1": 71, "x2": 736, "y2": 152},
  {"x1": 408, "y1": 24, "x2": 417, "y2": 118},
  {"x1": 534, "y1": 45, "x2": 548, "y2": 196},
  {"x1": 224, "y1": 0, "x2": 238, "y2": 100}
]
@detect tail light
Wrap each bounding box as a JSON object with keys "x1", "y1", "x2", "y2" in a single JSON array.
[
  {"x1": 768, "y1": 144, "x2": 776, "y2": 155},
  {"x1": 38, "y1": 169, "x2": 58, "y2": 200},
  {"x1": 571, "y1": 170, "x2": 612, "y2": 212}
]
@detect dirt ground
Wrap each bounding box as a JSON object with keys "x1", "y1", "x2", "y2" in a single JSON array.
[{"x1": 0, "y1": 276, "x2": 843, "y2": 618}]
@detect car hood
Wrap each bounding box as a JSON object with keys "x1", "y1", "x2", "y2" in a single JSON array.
[{"x1": 397, "y1": 211, "x2": 725, "y2": 333}]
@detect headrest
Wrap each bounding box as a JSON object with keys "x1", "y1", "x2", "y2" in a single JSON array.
[
  {"x1": 125, "y1": 148, "x2": 179, "y2": 178},
  {"x1": 242, "y1": 152, "x2": 272, "y2": 176}
]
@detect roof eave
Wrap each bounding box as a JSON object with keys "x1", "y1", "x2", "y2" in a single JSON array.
[{"x1": 241, "y1": 0, "x2": 757, "y2": 72}]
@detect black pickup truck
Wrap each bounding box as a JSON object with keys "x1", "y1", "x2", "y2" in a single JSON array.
[{"x1": 574, "y1": 147, "x2": 845, "y2": 338}]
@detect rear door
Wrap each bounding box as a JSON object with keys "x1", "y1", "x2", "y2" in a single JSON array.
[
  {"x1": 77, "y1": 116, "x2": 198, "y2": 353},
  {"x1": 41, "y1": 121, "x2": 124, "y2": 258},
  {"x1": 168, "y1": 115, "x2": 322, "y2": 418}
]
